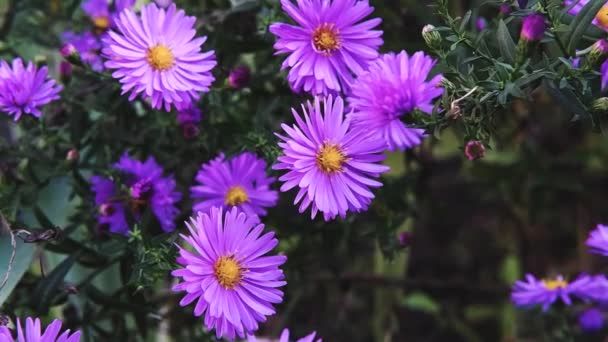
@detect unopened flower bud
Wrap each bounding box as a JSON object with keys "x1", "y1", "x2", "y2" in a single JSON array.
[
  {"x1": 585, "y1": 39, "x2": 608, "y2": 69},
  {"x1": 516, "y1": 13, "x2": 546, "y2": 64},
  {"x1": 153, "y1": 0, "x2": 173, "y2": 8},
  {"x1": 500, "y1": 4, "x2": 512, "y2": 15},
  {"x1": 476, "y1": 18, "x2": 488, "y2": 31},
  {"x1": 60, "y1": 62, "x2": 72, "y2": 84},
  {"x1": 578, "y1": 308, "x2": 604, "y2": 333},
  {"x1": 66, "y1": 148, "x2": 79, "y2": 162},
  {"x1": 60, "y1": 43, "x2": 76, "y2": 58},
  {"x1": 592, "y1": 97, "x2": 608, "y2": 113},
  {"x1": 465, "y1": 140, "x2": 486, "y2": 161},
  {"x1": 398, "y1": 232, "x2": 412, "y2": 248},
  {"x1": 182, "y1": 123, "x2": 200, "y2": 139},
  {"x1": 228, "y1": 66, "x2": 251, "y2": 89},
  {"x1": 422, "y1": 25, "x2": 442, "y2": 50}
]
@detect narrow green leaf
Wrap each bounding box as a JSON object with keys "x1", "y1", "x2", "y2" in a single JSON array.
[
  {"x1": 31, "y1": 253, "x2": 79, "y2": 313},
  {"x1": 497, "y1": 20, "x2": 516, "y2": 64},
  {"x1": 0, "y1": 218, "x2": 38, "y2": 307},
  {"x1": 565, "y1": 0, "x2": 605, "y2": 54},
  {"x1": 543, "y1": 79, "x2": 590, "y2": 119}
]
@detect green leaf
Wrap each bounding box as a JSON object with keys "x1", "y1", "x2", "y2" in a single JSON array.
[
  {"x1": 496, "y1": 20, "x2": 516, "y2": 64},
  {"x1": 31, "y1": 252, "x2": 79, "y2": 313},
  {"x1": 0, "y1": 218, "x2": 38, "y2": 307},
  {"x1": 543, "y1": 79, "x2": 590, "y2": 120},
  {"x1": 565, "y1": 0, "x2": 605, "y2": 55},
  {"x1": 401, "y1": 292, "x2": 440, "y2": 314}
]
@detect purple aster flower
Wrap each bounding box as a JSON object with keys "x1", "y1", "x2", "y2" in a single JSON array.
[
  {"x1": 247, "y1": 329, "x2": 321, "y2": 342},
  {"x1": 565, "y1": 0, "x2": 608, "y2": 32},
  {"x1": 520, "y1": 13, "x2": 546, "y2": 41},
  {"x1": 579, "y1": 308, "x2": 604, "y2": 332},
  {"x1": 269, "y1": 0, "x2": 383, "y2": 95},
  {"x1": 90, "y1": 175, "x2": 129, "y2": 234},
  {"x1": 102, "y1": 3, "x2": 217, "y2": 111},
  {"x1": 587, "y1": 224, "x2": 608, "y2": 256},
  {"x1": 0, "y1": 317, "x2": 80, "y2": 342},
  {"x1": 0, "y1": 58, "x2": 62, "y2": 121},
  {"x1": 573, "y1": 274, "x2": 608, "y2": 304},
  {"x1": 347, "y1": 51, "x2": 443, "y2": 151},
  {"x1": 228, "y1": 66, "x2": 251, "y2": 89},
  {"x1": 191, "y1": 153, "x2": 278, "y2": 217},
  {"x1": 171, "y1": 207, "x2": 287, "y2": 340},
  {"x1": 274, "y1": 96, "x2": 390, "y2": 221},
  {"x1": 511, "y1": 274, "x2": 592, "y2": 311},
  {"x1": 82, "y1": 0, "x2": 111, "y2": 31},
  {"x1": 61, "y1": 31, "x2": 104, "y2": 71},
  {"x1": 91, "y1": 153, "x2": 181, "y2": 235}
]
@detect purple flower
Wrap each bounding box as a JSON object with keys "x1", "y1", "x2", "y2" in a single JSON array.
[
  {"x1": 476, "y1": 18, "x2": 487, "y2": 31},
  {"x1": 465, "y1": 140, "x2": 485, "y2": 160},
  {"x1": 579, "y1": 308, "x2": 604, "y2": 332},
  {"x1": 347, "y1": 51, "x2": 443, "y2": 151},
  {"x1": 177, "y1": 104, "x2": 202, "y2": 125},
  {"x1": 500, "y1": 4, "x2": 512, "y2": 15},
  {"x1": 228, "y1": 66, "x2": 251, "y2": 89},
  {"x1": 587, "y1": 224, "x2": 608, "y2": 256},
  {"x1": 82, "y1": 0, "x2": 111, "y2": 31},
  {"x1": 61, "y1": 31, "x2": 104, "y2": 71},
  {"x1": 0, "y1": 317, "x2": 80, "y2": 342},
  {"x1": 0, "y1": 58, "x2": 62, "y2": 121},
  {"x1": 172, "y1": 207, "x2": 287, "y2": 340},
  {"x1": 269, "y1": 0, "x2": 383, "y2": 95},
  {"x1": 565, "y1": 0, "x2": 608, "y2": 32},
  {"x1": 60, "y1": 43, "x2": 76, "y2": 58},
  {"x1": 512, "y1": 274, "x2": 605, "y2": 311},
  {"x1": 247, "y1": 329, "x2": 321, "y2": 342},
  {"x1": 274, "y1": 96, "x2": 390, "y2": 221},
  {"x1": 520, "y1": 13, "x2": 546, "y2": 41},
  {"x1": 602, "y1": 60, "x2": 608, "y2": 89},
  {"x1": 102, "y1": 3, "x2": 217, "y2": 111},
  {"x1": 191, "y1": 153, "x2": 278, "y2": 217},
  {"x1": 91, "y1": 153, "x2": 181, "y2": 235}
]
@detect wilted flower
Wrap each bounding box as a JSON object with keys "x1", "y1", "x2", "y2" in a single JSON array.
[
  {"x1": 347, "y1": 51, "x2": 443, "y2": 151},
  {"x1": 274, "y1": 96, "x2": 390, "y2": 221},
  {"x1": 269, "y1": 0, "x2": 383, "y2": 95},
  {"x1": 520, "y1": 13, "x2": 546, "y2": 42},
  {"x1": 0, "y1": 58, "x2": 62, "y2": 121},
  {"x1": 91, "y1": 153, "x2": 181, "y2": 235},
  {"x1": 464, "y1": 141, "x2": 485, "y2": 161},
  {"x1": 190, "y1": 153, "x2": 278, "y2": 217},
  {"x1": 586, "y1": 224, "x2": 608, "y2": 256},
  {"x1": 228, "y1": 66, "x2": 251, "y2": 89},
  {"x1": 102, "y1": 3, "x2": 217, "y2": 111},
  {"x1": 172, "y1": 207, "x2": 287, "y2": 340},
  {"x1": 247, "y1": 329, "x2": 321, "y2": 342},
  {"x1": 0, "y1": 317, "x2": 80, "y2": 342},
  {"x1": 579, "y1": 308, "x2": 604, "y2": 332}
]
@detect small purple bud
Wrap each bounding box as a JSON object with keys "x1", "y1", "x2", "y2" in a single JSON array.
[
  {"x1": 60, "y1": 43, "x2": 77, "y2": 58},
  {"x1": 579, "y1": 308, "x2": 604, "y2": 332},
  {"x1": 177, "y1": 105, "x2": 202, "y2": 125},
  {"x1": 153, "y1": 0, "x2": 173, "y2": 8},
  {"x1": 182, "y1": 123, "x2": 200, "y2": 139},
  {"x1": 499, "y1": 4, "x2": 512, "y2": 15},
  {"x1": 398, "y1": 232, "x2": 412, "y2": 248},
  {"x1": 228, "y1": 66, "x2": 251, "y2": 89},
  {"x1": 521, "y1": 13, "x2": 546, "y2": 42},
  {"x1": 476, "y1": 18, "x2": 488, "y2": 31},
  {"x1": 66, "y1": 148, "x2": 79, "y2": 161},
  {"x1": 465, "y1": 141, "x2": 485, "y2": 161}
]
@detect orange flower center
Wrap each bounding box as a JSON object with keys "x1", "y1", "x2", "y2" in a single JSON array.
[
  {"x1": 596, "y1": 6, "x2": 608, "y2": 28},
  {"x1": 316, "y1": 143, "x2": 346, "y2": 174},
  {"x1": 542, "y1": 278, "x2": 568, "y2": 290},
  {"x1": 146, "y1": 45, "x2": 175, "y2": 71},
  {"x1": 92, "y1": 16, "x2": 110, "y2": 31},
  {"x1": 313, "y1": 23, "x2": 341, "y2": 55},
  {"x1": 224, "y1": 186, "x2": 249, "y2": 206},
  {"x1": 214, "y1": 256, "x2": 242, "y2": 289}
]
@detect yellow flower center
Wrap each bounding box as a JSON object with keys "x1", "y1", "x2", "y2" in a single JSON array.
[
  {"x1": 92, "y1": 16, "x2": 110, "y2": 31},
  {"x1": 313, "y1": 23, "x2": 341, "y2": 55},
  {"x1": 146, "y1": 45, "x2": 175, "y2": 71},
  {"x1": 214, "y1": 256, "x2": 242, "y2": 289},
  {"x1": 316, "y1": 143, "x2": 347, "y2": 174},
  {"x1": 596, "y1": 6, "x2": 608, "y2": 28},
  {"x1": 225, "y1": 186, "x2": 249, "y2": 206},
  {"x1": 542, "y1": 278, "x2": 568, "y2": 290}
]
